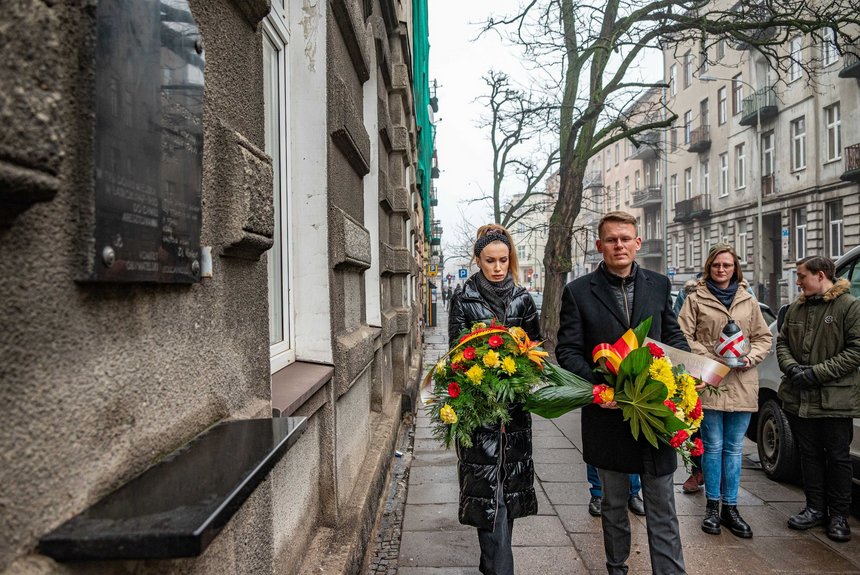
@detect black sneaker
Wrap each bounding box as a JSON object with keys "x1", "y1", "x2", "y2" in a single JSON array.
[
  {"x1": 787, "y1": 507, "x2": 826, "y2": 530},
  {"x1": 827, "y1": 515, "x2": 851, "y2": 542},
  {"x1": 588, "y1": 495, "x2": 602, "y2": 517}
]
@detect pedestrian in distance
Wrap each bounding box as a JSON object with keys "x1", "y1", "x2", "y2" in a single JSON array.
[
  {"x1": 556, "y1": 210, "x2": 690, "y2": 575},
  {"x1": 447, "y1": 224, "x2": 541, "y2": 575},
  {"x1": 777, "y1": 255, "x2": 860, "y2": 543},
  {"x1": 677, "y1": 243, "x2": 772, "y2": 539}
]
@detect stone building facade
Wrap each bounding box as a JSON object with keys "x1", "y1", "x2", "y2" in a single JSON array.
[{"x1": 0, "y1": 1, "x2": 430, "y2": 574}]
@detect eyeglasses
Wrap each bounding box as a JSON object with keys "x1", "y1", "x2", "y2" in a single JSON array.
[{"x1": 710, "y1": 263, "x2": 735, "y2": 269}]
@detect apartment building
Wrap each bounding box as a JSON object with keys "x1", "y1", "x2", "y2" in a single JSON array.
[{"x1": 664, "y1": 28, "x2": 860, "y2": 309}]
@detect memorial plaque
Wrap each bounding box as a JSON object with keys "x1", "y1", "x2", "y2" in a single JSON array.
[{"x1": 88, "y1": 0, "x2": 204, "y2": 283}]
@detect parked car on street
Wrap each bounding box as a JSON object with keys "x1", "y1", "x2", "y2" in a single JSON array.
[
  {"x1": 531, "y1": 291, "x2": 543, "y2": 313},
  {"x1": 749, "y1": 246, "x2": 860, "y2": 501}
]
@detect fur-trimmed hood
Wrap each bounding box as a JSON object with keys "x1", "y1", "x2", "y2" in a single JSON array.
[{"x1": 797, "y1": 277, "x2": 851, "y2": 304}]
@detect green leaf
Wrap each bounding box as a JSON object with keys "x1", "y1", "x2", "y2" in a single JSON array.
[
  {"x1": 632, "y1": 317, "x2": 653, "y2": 346},
  {"x1": 640, "y1": 419, "x2": 659, "y2": 448}
]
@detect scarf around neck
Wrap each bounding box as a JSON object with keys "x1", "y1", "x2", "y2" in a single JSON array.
[
  {"x1": 706, "y1": 278, "x2": 739, "y2": 309},
  {"x1": 475, "y1": 271, "x2": 515, "y2": 323}
]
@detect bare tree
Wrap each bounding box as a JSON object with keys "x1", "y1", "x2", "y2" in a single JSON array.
[
  {"x1": 484, "y1": 0, "x2": 860, "y2": 352},
  {"x1": 472, "y1": 70, "x2": 560, "y2": 228}
]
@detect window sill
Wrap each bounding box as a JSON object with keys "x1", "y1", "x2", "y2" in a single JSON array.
[{"x1": 271, "y1": 360, "x2": 334, "y2": 417}]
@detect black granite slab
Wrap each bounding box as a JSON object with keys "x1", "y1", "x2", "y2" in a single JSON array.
[{"x1": 39, "y1": 417, "x2": 307, "y2": 561}]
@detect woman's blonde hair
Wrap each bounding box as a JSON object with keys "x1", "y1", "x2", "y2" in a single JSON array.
[
  {"x1": 472, "y1": 224, "x2": 520, "y2": 284},
  {"x1": 703, "y1": 243, "x2": 744, "y2": 283}
]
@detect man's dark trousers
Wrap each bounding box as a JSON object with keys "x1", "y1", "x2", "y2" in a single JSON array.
[
  {"x1": 788, "y1": 413, "x2": 854, "y2": 516},
  {"x1": 600, "y1": 468, "x2": 685, "y2": 575}
]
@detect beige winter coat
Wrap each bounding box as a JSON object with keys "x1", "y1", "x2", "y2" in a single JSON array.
[{"x1": 678, "y1": 280, "x2": 773, "y2": 412}]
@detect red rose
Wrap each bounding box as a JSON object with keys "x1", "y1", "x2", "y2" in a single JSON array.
[
  {"x1": 646, "y1": 342, "x2": 665, "y2": 358},
  {"x1": 669, "y1": 430, "x2": 689, "y2": 449},
  {"x1": 488, "y1": 335, "x2": 504, "y2": 349},
  {"x1": 689, "y1": 398, "x2": 703, "y2": 421},
  {"x1": 690, "y1": 437, "x2": 704, "y2": 457},
  {"x1": 463, "y1": 347, "x2": 476, "y2": 360},
  {"x1": 451, "y1": 362, "x2": 466, "y2": 372},
  {"x1": 448, "y1": 382, "x2": 461, "y2": 398},
  {"x1": 664, "y1": 399, "x2": 676, "y2": 411}
]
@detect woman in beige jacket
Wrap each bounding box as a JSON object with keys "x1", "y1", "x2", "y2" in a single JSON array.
[{"x1": 678, "y1": 244, "x2": 773, "y2": 539}]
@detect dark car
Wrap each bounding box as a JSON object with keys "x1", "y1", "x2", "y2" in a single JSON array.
[{"x1": 750, "y1": 246, "x2": 860, "y2": 501}]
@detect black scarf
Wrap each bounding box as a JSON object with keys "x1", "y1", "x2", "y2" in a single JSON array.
[
  {"x1": 475, "y1": 271, "x2": 515, "y2": 323},
  {"x1": 706, "y1": 278, "x2": 739, "y2": 309}
]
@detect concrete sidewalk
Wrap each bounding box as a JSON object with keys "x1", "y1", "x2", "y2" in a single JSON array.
[{"x1": 395, "y1": 303, "x2": 860, "y2": 574}]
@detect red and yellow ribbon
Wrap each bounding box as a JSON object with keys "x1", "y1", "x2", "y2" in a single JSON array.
[{"x1": 591, "y1": 328, "x2": 639, "y2": 375}]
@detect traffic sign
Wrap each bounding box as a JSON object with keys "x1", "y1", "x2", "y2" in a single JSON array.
[{"x1": 458, "y1": 268, "x2": 468, "y2": 278}]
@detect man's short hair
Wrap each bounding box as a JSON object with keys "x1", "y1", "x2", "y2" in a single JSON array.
[
  {"x1": 797, "y1": 255, "x2": 836, "y2": 281},
  {"x1": 598, "y1": 211, "x2": 638, "y2": 239}
]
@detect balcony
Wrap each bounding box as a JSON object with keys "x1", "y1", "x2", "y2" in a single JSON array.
[
  {"x1": 674, "y1": 194, "x2": 711, "y2": 222},
  {"x1": 583, "y1": 171, "x2": 603, "y2": 189},
  {"x1": 687, "y1": 125, "x2": 711, "y2": 153},
  {"x1": 430, "y1": 186, "x2": 438, "y2": 206},
  {"x1": 630, "y1": 185, "x2": 662, "y2": 208},
  {"x1": 840, "y1": 144, "x2": 860, "y2": 182},
  {"x1": 840, "y1": 51, "x2": 860, "y2": 79},
  {"x1": 729, "y1": 1, "x2": 777, "y2": 50},
  {"x1": 762, "y1": 173, "x2": 776, "y2": 196},
  {"x1": 739, "y1": 86, "x2": 778, "y2": 126},
  {"x1": 638, "y1": 238, "x2": 664, "y2": 258},
  {"x1": 629, "y1": 131, "x2": 660, "y2": 160},
  {"x1": 430, "y1": 219, "x2": 442, "y2": 245}
]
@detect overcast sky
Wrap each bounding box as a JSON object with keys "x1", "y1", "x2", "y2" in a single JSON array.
[{"x1": 426, "y1": 1, "x2": 662, "y2": 273}]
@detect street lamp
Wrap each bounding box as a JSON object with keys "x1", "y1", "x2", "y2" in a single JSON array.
[{"x1": 699, "y1": 74, "x2": 765, "y2": 301}]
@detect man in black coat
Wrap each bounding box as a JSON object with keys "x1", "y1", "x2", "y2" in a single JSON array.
[{"x1": 556, "y1": 211, "x2": 690, "y2": 575}]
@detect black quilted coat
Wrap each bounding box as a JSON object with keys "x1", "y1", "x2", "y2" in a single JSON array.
[{"x1": 448, "y1": 274, "x2": 541, "y2": 530}]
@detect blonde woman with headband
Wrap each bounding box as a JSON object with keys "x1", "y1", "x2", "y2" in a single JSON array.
[{"x1": 447, "y1": 224, "x2": 540, "y2": 575}]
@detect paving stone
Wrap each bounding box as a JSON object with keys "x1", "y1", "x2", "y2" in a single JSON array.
[
  {"x1": 735, "y1": 535, "x2": 860, "y2": 573},
  {"x1": 413, "y1": 437, "x2": 446, "y2": 451},
  {"x1": 741, "y1": 477, "x2": 806, "y2": 502},
  {"x1": 511, "y1": 514, "x2": 571, "y2": 546},
  {"x1": 413, "y1": 426, "x2": 437, "y2": 439},
  {"x1": 407, "y1": 481, "x2": 459, "y2": 505},
  {"x1": 399, "y1": 530, "x2": 480, "y2": 567},
  {"x1": 512, "y1": 545, "x2": 589, "y2": 574},
  {"x1": 569, "y1": 530, "x2": 652, "y2": 573},
  {"x1": 535, "y1": 462, "x2": 586, "y2": 483},
  {"x1": 408, "y1": 464, "x2": 458, "y2": 485},
  {"x1": 531, "y1": 447, "x2": 580, "y2": 465},
  {"x1": 534, "y1": 482, "x2": 554, "y2": 515},
  {"x1": 398, "y1": 568, "x2": 480, "y2": 575},
  {"x1": 555, "y1": 504, "x2": 603, "y2": 534},
  {"x1": 542, "y1": 481, "x2": 593, "y2": 506},
  {"x1": 412, "y1": 449, "x2": 458, "y2": 467},
  {"x1": 402, "y1": 503, "x2": 466, "y2": 532},
  {"x1": 532, "y1": 435, "x2": 577, "y2": 449}
]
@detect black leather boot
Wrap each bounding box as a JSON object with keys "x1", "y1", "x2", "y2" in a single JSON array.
[
  {"x1": 701, "y1": 499, "x2": 721, "y2": 535},
  {"x1": 720, "y1": 504, "x2": 753, "y2": 538}
]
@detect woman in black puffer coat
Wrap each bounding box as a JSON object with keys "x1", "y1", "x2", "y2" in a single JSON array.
[{"x1": 448, "y1": 224, "x2": 541, "y2": 575}]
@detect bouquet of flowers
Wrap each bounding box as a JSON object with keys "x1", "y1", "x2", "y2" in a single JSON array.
[
  {"x1": 423, "y1": 321, "x2": 594, "y2": 448},
  {"x1": 590, "y1": 317, "x2": 705, "y2": 462},
  {"x1": 424, "y1": 318, "x2": 707, "y2": 462}
]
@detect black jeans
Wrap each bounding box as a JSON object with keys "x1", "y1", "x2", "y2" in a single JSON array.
[
  {"x1": 788, "y1": 413, "x2": 854, "y2": 516},
  {"x1": 477, "y1": 481, "x2": 514, "y2": 575}
]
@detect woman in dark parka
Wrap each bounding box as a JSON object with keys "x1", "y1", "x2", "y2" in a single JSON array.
[{"x1": 447, "y1": 224, "x2": 541, "y2": 575}]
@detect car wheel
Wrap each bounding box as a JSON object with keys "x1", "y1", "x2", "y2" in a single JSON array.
[{"x1": 756, "y1": 399, "x2": 800, "y2": 481}]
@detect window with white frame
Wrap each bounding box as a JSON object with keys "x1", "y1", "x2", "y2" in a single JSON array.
[
  {"x1": 720, "y1": 222, "x2": 729, "y2": 243},
  {"x1": 264, "y1": 7, "x2": 294, "y2": 370},
  {"x1": 717, "y1": 39, "x2": 726, "y2": 60},
  {"x1": 791, "y1": 116, "x2": 806, "y2": 171},
  {"x1": 615, "y1": 181, "x2": 620, "y2": 208},
  {"x1": 684, "y1": 111, "x2": 692, "y2": 144},
  {"x1": 719, "y1": 152, "x2": 728, "y2": 197},
  {"x1": 699, "y1": 49, "x2": 709, "y2": 73},
  {"x1": 624, "y1": 175, "x2": 630, "y2": 203},
  {"x1": 761, "y1": 131, "x2": 774, "y2": 175},
  {"x1": 670, "y1": 64, "x2": 677, "y2": 96},
  {"x1": 641, "y1": 166, "x2": 648, "y2": 189},
  {"x1": 732, "y1": 74, "x2": 743, "y2": 116},
  {"x1": 736, "y1": 220, "x2": 747, "y2": 261},
  {"x1": 684, "y1": 168, "x2": 692, "y2": 199},
  {"x1": 670, "y1": 121, "x2": 678, "y2": 150},
  {"x1": 792, "y1": 207, "x2": 807, "y2": 259},
  {"x1": 670, "y1": 174, "x2": 678, "y2": 206},
  {"x1": 687, "y1": 232, "x2": 695, "y2": 268},
  {"x1": 614, "y1": 143, "x2": 619, "y2": 166},
  {"x1": 700, "y1": 160, "x2": 709, "y2": 196},
  {"x1": 702, "y1": 229, "x2": 711, "y2": 259},
  {"x1": 684, "y1": 52, "x2": 693, "y2": 88},
  {"x1": 825, "y1": 103, "x2": 841, "y2": 161},
  {"x1": 826, "y1": 200, "x2": 844, "y2": 258},
  {"x1": 734, "y1": 143, "x2": 746, "y2": 189},
  {"x1": 822, "y1": 28, "x2": 839, "y2": 66},
  {"x1": 606, "y1": 147, "x2": 612, "y2": 169},
  {"x1": 789, "y1": 36, "x2": 802, "y2": 82},
  {"x1": 717, "y1": 87, "x2": 727, "y2": 125},
  {"x1": 672, "y1": 234, "x2": 680, "y2": 267}
]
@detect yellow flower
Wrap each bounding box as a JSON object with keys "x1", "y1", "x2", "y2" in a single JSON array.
[
  {"x1": 501, "y1": 356, "x2": 517, "y2": 375},
  {"x1": 598, "y1": 386, "x2": 615, "y2": 404},
  {"x1": 649, "y1": 357, "x2": 676, "y2": 397},
  {"x1": 677, "y1": 374, "x2": 698, "y2": 411},
  {"x1": 436, "y1": 359, "x2": 446, "y2": 374},
  {"x1": 440, "y1": 404, "x2": 458, "y2": 424},
  {"x1": 452, "y1": 352, "x2": 465, "y2": 364},
  {"x1": 466, "y1": 365, "x2": 485, "y2": 385},
  {"x1": 483, "y1": 350, "x2": 501, "y2": 368}
]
